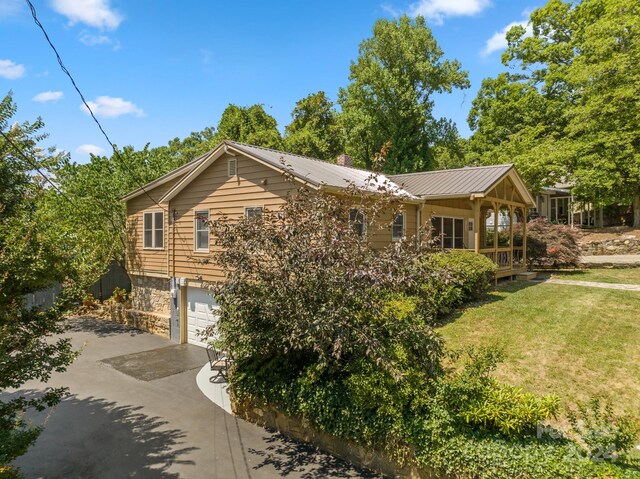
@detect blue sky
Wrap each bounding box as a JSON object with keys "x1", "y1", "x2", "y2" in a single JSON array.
[{"x1": 0, "y1": 0, "x2": 536, "y2": 163}]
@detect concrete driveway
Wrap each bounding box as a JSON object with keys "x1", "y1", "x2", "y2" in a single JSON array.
[{"x1": 8, "y1": 316, "x2": 379, "y2": 479}]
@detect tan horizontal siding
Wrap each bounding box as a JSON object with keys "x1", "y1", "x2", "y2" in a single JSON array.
[
  {"x1": 126, "y1": 176, "x2": 183, "y2": 275},
  {"x1": 169, "y1": 153, "x2": 293, "y2": 282}
]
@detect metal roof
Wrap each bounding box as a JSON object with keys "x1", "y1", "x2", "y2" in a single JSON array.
[
  {"x1": 389, "y1": 164, "x2": 515, "y2": 198},
  {"x1": 124, "y1": 141, "x2": 532, "y2": 205},
  {"x1": 225, "y1": 141, "x2": 415, "y2": 197}
]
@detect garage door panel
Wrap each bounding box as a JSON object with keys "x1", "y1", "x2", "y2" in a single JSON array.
[{"x1": 186, "y1": 287, "x2": 219, "y2": 347}]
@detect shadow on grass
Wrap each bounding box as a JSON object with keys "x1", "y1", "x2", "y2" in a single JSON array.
[
  {"x1": 248, "y1": 431, "x2": 382, "y2": 478},
  {"x1": 434, "y1": 279, "x2": 542, "y2": 329},
  {"x1": 10, "y1": 390, "x2": 196, "y2": 478},
  {"x1": 64, "y1": 315, "x2": 144, "y2": 337}
]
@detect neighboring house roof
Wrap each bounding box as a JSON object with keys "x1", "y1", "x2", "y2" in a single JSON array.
[{"x1": 121, "y1": 140, "x2": 534, "y2": 207}]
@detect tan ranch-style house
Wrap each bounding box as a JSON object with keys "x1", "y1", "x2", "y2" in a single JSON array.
[{"x1": 122, "y1": 140, "x2": 535, "y2": 346}]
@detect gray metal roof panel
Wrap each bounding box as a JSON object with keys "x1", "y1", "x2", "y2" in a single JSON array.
[
  {"x1": 226, "y1": 141, "x2": 415, "y2": 197},
  {"x1": 389, "y1": 164, "x2": 514, "y2": 197}
]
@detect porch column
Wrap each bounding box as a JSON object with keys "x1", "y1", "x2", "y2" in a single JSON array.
[
  {"x1": 474, "y1": 199, "x2": 480, "y2": 254},
  {"x1": 522, "y1": 208, "x2": 528, "y2": 269},
  {"x1": 493, "y1": 202, "x2": 499, "y2": 256},
  {"x1": 509, "y1": 205, "x2": 514, "y2": 271}
]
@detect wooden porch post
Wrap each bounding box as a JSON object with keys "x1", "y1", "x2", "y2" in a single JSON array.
[
  {"x1": 509, "y1": 205, "x2": 514, "y2": 271},
  {"x1": 493, "y1": 202, "x2": 498, "y2": 256},
  {"x1": 522, "y1": 208, "x2": 528, "y2": 270},
  {"x1": 474, "y1": 199, "x2": 480, "y2": 254}
]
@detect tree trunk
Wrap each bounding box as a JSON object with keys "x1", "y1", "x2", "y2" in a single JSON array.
[{"x1": 634, "y1": 195, "x2": 640, "y2": 228}]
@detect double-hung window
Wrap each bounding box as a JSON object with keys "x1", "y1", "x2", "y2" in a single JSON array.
[
  {"x1": 392, "y1": 212, "x2": 405, "y2": 240},
  {"x1": 143, "y1": 211, "x2": 164, "y2": 249},
  {"x1": 195, "y1": 210, "x2": 209, "y2": 251}
]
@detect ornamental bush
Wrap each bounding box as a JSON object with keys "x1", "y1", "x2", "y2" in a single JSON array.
[
  {"x1": 410, "y1": 251, "x2": 496, "y2": 319},
  {"x1": 514, "y1": 218, "x2": 582, "y2": 270},
  {"x1": 208, "y1": 180, "x2": 638, "y2": 478}
]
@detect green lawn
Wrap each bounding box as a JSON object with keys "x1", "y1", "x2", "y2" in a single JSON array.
[
  {"x1": 547, "y1": 268, "x2": 640, "y2": 285},
  {"x1": 438, "y1": 281, "x2": 640, "y2": 422}
]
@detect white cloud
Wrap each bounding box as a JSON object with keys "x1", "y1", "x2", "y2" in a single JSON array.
[
  {"x1": 79, "y1": 32, "x2": 111, "y2": 45},
  {"x1": 50, "y1": 0, "x2": 123, "y2": 30},
  {"x1": 481, "y1": 20, "x2": 532, "y2": 56},
  {"x1": 0, "y1": 0, "x2": 23, "y2": 18},
  {"x1": 0, "y1": 59, "x2": 25, "y2": 79},
  {"x1": 408, "y1": 0, "x2": 491, "y2": 25},
  {"x1": 81, "y1": 96, "x2": 145, "y2": 118},
  {"x1": 32, "y1": 90, "x2": 64, "y2": 102},
  {"x1": 76, "y1": 144, "x2": 105, "y2": 156}
]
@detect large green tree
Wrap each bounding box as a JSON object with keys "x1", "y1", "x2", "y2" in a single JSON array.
[
  {"x1": 0, "y1": 93, "x2": 76, "y2": 476},
  {"x1": 283, "y1": 91, "x2": 344, "y2": 161},
  {"x1": 339, "y1": 15, "x2": 469, "y2": 174},
  {"x1": 469, "y1": 0, "x2": 640, "y2": 225},
  {"x1": 214, "y1": 103, "x2": 282, "y2": 149}
]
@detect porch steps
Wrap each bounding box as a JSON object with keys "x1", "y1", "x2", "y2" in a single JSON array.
[{"x1": 516, "y1": 271, "x2": 538, "y2": 281}]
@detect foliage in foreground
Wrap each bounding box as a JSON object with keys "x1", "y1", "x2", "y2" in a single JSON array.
[
  {"x1": 0, "y1": 94, "x2": 77, "y2": 476},
  {"x1": 207, "y1": 180, "x2": 637, "y2": 477}
]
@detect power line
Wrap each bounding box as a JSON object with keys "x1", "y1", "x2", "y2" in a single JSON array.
[{"x1": 25, "y1": 0, "x2": 163, "y2": 210}]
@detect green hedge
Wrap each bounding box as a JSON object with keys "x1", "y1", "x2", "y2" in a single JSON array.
[{"x1": 409, "y1": 250, "x2": 496, "y2": 320}]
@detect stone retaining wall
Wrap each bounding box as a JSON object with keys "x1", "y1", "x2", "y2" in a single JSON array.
[
  {"x1": 233, "y1": 398, "x2": 442, "y2": 479},
  {"x1": 580, "y1": 237, "x2": 640, "y2": 255},
  {"x1": 101, "y1": 303, "x2": 170, "y2": 338}
]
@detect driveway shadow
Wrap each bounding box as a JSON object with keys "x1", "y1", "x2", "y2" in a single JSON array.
[
  {"x1": 64, "y1": 315, "x2": 144, "y2": 337},
  {"x1": 248, "y1": 432, "x2": 383, "y2": 478},
  {"x1": 11, "y1": 390, "x2": 197, "y2": 479}
]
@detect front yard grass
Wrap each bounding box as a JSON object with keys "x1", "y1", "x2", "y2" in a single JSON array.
[
  {"x1": 548, "y1": 267, "x2": 640, "y2": 285},
  {"x1": 438, "y1": 280, "x2": 640, "y2": 422}
]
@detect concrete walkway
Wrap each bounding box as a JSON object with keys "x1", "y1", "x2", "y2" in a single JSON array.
[
  {"x1": 581, "y1": 254, "x2": 640, "y2": 266},
  {"x1": 6, "y1": 316, "x2": 379, "y2": 479},
  {"x1": 543, "y1": 278, "x2": 640, "y2": 291}
]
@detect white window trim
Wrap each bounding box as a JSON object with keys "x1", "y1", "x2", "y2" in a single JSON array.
[
  {"x1": 228, "y1": 158, "x2": 237, "y2": 177},
  {"x1": 194, "y1": 210, "x2": 210, "y2": 253},
  {"x1": 392, "y1": 211, "x2": 405, "y2": 241},
  {"x1": 143, "y1": 210, "x2": 164, "y2": 250},
  {"x1": 245, "y1": 205, "x2": 264, "y2": 219}
]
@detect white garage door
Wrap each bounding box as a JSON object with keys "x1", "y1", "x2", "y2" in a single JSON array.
[{"x1": 186, "y1": 287, "x2": 219, "y2": 347}]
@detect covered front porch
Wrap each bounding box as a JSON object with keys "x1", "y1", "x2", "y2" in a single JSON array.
[
  {"x1": 473, "y1": 198, "x2": 528, "y2": 279},
  {"x1": 414, "y1": 165, "x2": 534, "y2": 279}
]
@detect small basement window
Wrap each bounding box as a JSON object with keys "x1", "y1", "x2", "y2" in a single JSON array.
[
  {"x1": 143, "y1": 211, "x2": 164, "y2": 249},
  {"x1": 349, "y1": 208, "x2": 366, "y2": 238},
  {"x1": 195, "y1": 210, "x2": 209, "y2": 251},
  {"x1": 245, "y1": 206, "x2": 263, "y2": 220},
  {"x1": 392, "y1": 212, "x2": 405, "y2": 240},
  {"x1": 228, "y1": 158, "x2": 237, "y2": 177}
]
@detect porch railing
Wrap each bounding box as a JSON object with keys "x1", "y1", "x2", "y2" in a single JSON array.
[{"x1": 479, "y1": 247, "x2": 525, "y2": 270}]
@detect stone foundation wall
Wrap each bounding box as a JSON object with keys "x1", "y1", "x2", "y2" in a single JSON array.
[
  {"x1": 130, "y1": 275, "x2": 171, "y2": 314},
  {"x1": 101, "y1": 303, "x2": 170, "y2": 338},
  {"x1": 233, "y1": 398, "x2": 441, "y2": 479},
  {"x1": 580, "y1": 237, "x2": 640, "y2": 255}
]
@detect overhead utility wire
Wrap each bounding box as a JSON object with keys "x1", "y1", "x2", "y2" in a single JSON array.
[{"x1": 25, "y1": 0, "x2": 163, "y2": 209}]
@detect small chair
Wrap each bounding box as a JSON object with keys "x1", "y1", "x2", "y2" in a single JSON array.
[{"x1": 206, "y1": 344, "x2": 230, "y2": 382}]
